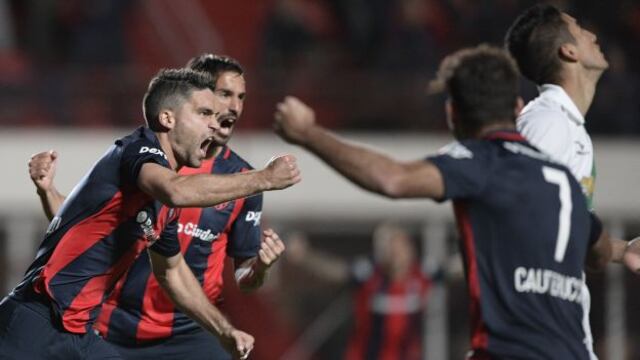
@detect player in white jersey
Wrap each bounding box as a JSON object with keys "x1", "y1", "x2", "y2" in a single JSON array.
[{"x1": 506, "y1": 4, "x2": 640, "y2": 358}]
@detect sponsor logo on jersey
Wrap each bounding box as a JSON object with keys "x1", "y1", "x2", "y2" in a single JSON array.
[
  {"x1": 245, "y1": 211, "x2": 261, "y2": 226},
  {"x1": 139, "y1": 146, "x2": 168, "y2": 160},
  {"x1": 177, "y1": 222, "x2": 219, "y2": 242}
]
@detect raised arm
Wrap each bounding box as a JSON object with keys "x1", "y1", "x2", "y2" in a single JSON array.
[
  {"x1": 274, "y1": 96, "x2": 444, "y2": 199},
  {"x1": 137, "y1": 154, "x2": 301, "y2": 208},
  {"x1": 28, "y1": 150, "x2": 67, "y2": 220},
  {"x1": 148, "y1": 250, "x2": 254, "y2": 359}
]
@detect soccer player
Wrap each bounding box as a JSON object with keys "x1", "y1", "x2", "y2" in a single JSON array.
[
  {"x1": 273, "y1": 45, "x2": 619, "y2": 358},
  {"x1": 0, "y1": 69, "x2": 300, "y2": 359},
  {"x1": 505, "y1": 5, "x2": 638, "y2": 357},
  {"x1": 27, "y1": 55, "x2": 284, "y2": 360},
  {"x1": 286, "y1": 224, "x2": 433, "y2": 360}
]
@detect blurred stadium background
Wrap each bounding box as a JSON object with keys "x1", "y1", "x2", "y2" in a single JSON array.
[{"x1": 1, "y1": 0, "x2": 640, "y2": 359}]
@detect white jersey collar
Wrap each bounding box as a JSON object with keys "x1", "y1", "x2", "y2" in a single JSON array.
[{"x1": 538, "y1": 84, "x2": 585, "y2": 125}]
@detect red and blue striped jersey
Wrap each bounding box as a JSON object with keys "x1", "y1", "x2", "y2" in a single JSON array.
[
  {"x1": 11, "y1": 127, "x2": 181, "y2": 334},
  {"x1": 428, "y1": 130, "x2": 603, "y2": 359},
  {"x1": 344, "y1": 260, "x2": 431, "y2": 360},
  {"x1": 95, "y1": 146, "x2": 263, "y2": 345}
]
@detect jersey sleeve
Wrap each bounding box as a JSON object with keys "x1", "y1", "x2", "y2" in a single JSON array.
[
  {"x1": 588, "y1": 212, "x2": 603, "y2": 247},
  {"x1": 121, "y1": 138, "x2": 171, "y2": 186},
  {"x1": 149, "y1": 210, "x2": 181, "y2": 257},
  {"x1": 227, "y1": 194, "x2": 263, "y2": 259},
  {"x1": 517, "y1": 109, "x2": 573, "y2": 166},
  {"x1": 427, "y1": 141, "x2": 492, "y2": 200}
]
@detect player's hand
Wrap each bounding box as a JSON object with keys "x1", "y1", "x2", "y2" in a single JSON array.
[
  {"x1": 256, "y1": 229, "x2": 285, "y2": 270},
  {"x1": 273, "y1": 96, "x2": 316, "y2": 145},
  {"x1": 623, "y1": 237, "x2": 640, "y2": 274},
  {"x1": 220, "y1": 328, "x2": 255, "y2": 360},
  {"x1": 29, "y1": 150, "x2": 58, "y2": 194},
  {"x1": 261, "y1": 154, "x2": 301, "y2": 190}
]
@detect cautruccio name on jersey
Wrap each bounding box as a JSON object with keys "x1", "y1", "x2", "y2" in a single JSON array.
[{"x1": 514, "y1": 267, "x2": 583, "y2": 303}]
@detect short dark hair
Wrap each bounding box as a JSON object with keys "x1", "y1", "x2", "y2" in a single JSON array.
[
  {"x1": 185, "y1": 54, "x2": 244, "y2": 81},
  {"x1": 432, "y1": 45, "x2": 519, "y2": 136},
  {"x1": 142, "y1": 68, "x2": 215, "y2": 131},
  {"x1": 505, "y1": 4, "x2": 574, "y2": 85}
]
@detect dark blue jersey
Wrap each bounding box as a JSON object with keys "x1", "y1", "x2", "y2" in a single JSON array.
[
  {"x1": 11, "y1": 127, "x2": 181, "y2": 334},
  {"x1": 94, "y1": 146, "x2": 263, "y2": 344},
  {"x1": 429, "y1": 130, "x2": 602, "y2": 359}
]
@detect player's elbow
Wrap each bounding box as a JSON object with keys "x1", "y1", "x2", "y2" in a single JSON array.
[
  {"x1": 158, "y1": 184, "x2": 192, "y2": 208},
  {"x1": 378, "y1": 175, "x2": 407, "y2": 199}
]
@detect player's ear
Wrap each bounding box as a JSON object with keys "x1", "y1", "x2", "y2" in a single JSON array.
[
  {"x1": 445, "y1": 98, "x2": 457, "y2": 133},
  {"x1": 514, "y1": 97, "x2": 524, "y2": 117},
  {"x1": 158, "y1": 110, "x2": 176, "y2": 130},
  {"x1": 559, "y1": 42, "x2": 579, "y2": 63}
]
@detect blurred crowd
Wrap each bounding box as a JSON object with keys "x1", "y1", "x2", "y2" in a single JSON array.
[{"x1": 1, "y1": 0, "x2": 639, "y2": 133}]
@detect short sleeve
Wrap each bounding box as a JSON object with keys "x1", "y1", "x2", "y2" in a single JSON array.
[
  {"x1": 121, "y1": 138, "x2": 171, "y2": 186},
  {"x1": 517, "y1": 110, "x2": 572, "y2": 165},
  {"x1": 227, "y1": 194, "x2": 263, "y2": 258},
  {"x1": 588, "y1": 212, "x2": 603, "y2": 247},
  {"x1": 427, "y1": 141, "x2": 491, "y2": 201},
  {"x1": 149, "y1": 212, "x2": 181, "y2": 257}
]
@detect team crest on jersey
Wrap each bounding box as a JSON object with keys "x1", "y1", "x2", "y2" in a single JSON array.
[
  {"x1": 214, "y1": 201, "x2": 230, "y2": 211},
  {"x1": 438, "y1": 142, "x2": 473, "y2": 159}
]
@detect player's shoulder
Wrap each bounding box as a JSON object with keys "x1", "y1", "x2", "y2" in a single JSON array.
[
  {"x1": 219, "y1": 146, "x2": 255, "y2": 172},
  {"x1": 437, "y1": 139, "x2": 496, "y2": 160}
]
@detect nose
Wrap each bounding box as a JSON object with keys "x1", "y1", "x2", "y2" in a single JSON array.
[
  {"x1": 229, "y1": 96, "x2": 242, "y2": 115},
  {"x1": 209, "y1": 112, "x2": 221, "y2": 132}
]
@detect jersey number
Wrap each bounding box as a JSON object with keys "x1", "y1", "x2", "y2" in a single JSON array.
[{"x1": 542, "y1": 167, "x2": 572, "y2": 263}]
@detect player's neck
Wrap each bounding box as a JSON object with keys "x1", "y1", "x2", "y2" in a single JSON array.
[
  {"x1": 205, "y1": 145, "x2": 223, "y2": 160},
  {"x1": 155, "y1": 132, "x2": 179, "y2": 170},
  {"x1": 559, "y1": 68, "x2": 602, "y2": 116}
]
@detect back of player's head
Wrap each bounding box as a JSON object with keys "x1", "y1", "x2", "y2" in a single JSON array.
[
  {"x1": 143, "y1": 68, "x2": 215, "y2": 131},
  {"x1": 186, "y1": 54, "x2": 244, "y2": 82},
  {"x1": 505, "y1": 4, "x2": 574, "y2": 85},
  {"x1": 433, "y1": 44, "x2": 519, "y2": 136}
]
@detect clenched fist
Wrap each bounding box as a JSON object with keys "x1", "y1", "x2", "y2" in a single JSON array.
[
  {"x1": 273, "y1": 96, "x2": 316, "y2": 145},
  {"x1": 257, "y1": 229, "x2": 286, "y2": 270},
  {"x1": 262, "y1": 154, "x2": 301, "y2": 190},
  {"x1": 29, "y1": 150, "x2": 58, "y2": 194}
]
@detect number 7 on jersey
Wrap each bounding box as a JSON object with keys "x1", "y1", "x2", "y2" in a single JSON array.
[{"x1": 542, "y1": 166, "x2": 572, "y2": 263}]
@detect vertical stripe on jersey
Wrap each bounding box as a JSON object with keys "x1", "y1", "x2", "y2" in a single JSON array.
[
  {"x1": 454, "y1": 201, "x2": 489, "y2": 352},
  {"x1": 202, "y1": 197, "x2": 245, "y2": 299},
  {"x1": 36, "y1": 191, "x2": 148, "y2": 333},
  {"x1": 94, "y1": 262, "x2": 135, "y2": 338}
]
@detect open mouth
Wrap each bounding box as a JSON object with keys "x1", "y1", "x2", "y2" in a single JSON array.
[{"x1": 200, "y1": 137, "x2": 214, "y2": 154}]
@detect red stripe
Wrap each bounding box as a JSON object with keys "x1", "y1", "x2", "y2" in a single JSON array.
[
  {"x1": 202, "y1": 196, "x2": 245, "y2": 300},
  {"x1": 223, "y1": 147, "x2": 231, "y2": 159},
  {"x1": 454, "y1": 201, "x2": 489, "y2": 352},
  {"x1": 94, "y1": 265, "x2": 131, "y2": 337},
  {"x1": 483, "y1": 131, "x2": 526, "y2": 142},
  {"x1": 380, "y1": 284, "x2": 409, "y2": 360},
  {"x1": 64, "y1": 239, "x2": 148, "y2": 333},
  {"x1": 135, "y1": 158, "x2": 215, "y2": 340},
  {"x1": 35, "y1": 191, "x2": 148, "y2": 333}
]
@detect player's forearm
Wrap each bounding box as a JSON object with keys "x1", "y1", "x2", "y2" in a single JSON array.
[
  {"x1": 303, "y1": 125, "x2": 406, "y2": 197},
  {"x1": 609, "y1": 238, "x2": 628, "y2": 264},
  {"x1": 156, "y1": 257, "x2": 235, "y2": 337},
  {"x1": 235, "y1": 259, "x2": 267, "y2": 292},
  {"x1": 294, "y1": 249, "x2": 349, "y2": 283},
  {"x1": 165, "y1": 171, "x2": 270, "y2": 208},
  {"x1": 37, "y1": 187, "x2": 66, "y2": 221}
]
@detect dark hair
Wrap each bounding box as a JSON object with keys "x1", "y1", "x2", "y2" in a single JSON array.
[
  {"x1": 185, "y1": 54, "x2": 244, "y2": 82},
  {"x1": 432, "y1": 45, "x2": 519, "y2": 136},
  {"x1": 505, "y1": 4, "x2": 575, "y2": 85},
  {"x1": 142, "y1": 68, "x2": 215, "y2": 131}
]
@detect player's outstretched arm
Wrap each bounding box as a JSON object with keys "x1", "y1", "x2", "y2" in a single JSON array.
[
  {"x1": 28, "y1": 150, "x2": 67, "y2": 220},
  {"x1": 149, "y1": 250, "x2": 254, "y2": 359},
  {"x1": 274, "y1": 96, "x2": 444, "y2": 199},
  {"x1": 137, "y1": 155, "x2": 301, "y2": 208},
  {"x1": 235, "y1": 229, "x2": 285, "y2": 292}
]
